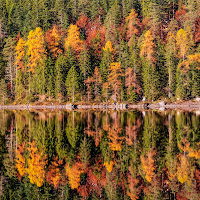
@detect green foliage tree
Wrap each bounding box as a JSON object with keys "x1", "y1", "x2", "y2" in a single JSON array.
[{"x1": 66, "y1": 66, "x2": 80, "y2": 102}]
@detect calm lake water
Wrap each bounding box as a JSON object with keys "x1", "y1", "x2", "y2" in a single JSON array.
[{"x1": 0, "y1": 109, "x2": 200, "y2": 199}]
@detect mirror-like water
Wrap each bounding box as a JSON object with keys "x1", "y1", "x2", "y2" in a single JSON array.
[{"x1": 0, "y1": 109, "x2": 200, "y2": 199}]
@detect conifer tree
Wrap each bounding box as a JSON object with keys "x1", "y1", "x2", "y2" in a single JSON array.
[
  {"x1": 64, "y1": 24, "x2": 83, "y2": 55},
  {"x1": 140, "y1": 30, "x2": 158, "y2": 101},
  {"x1": 125, "y1": 9, "x2": 140, "y2": 42},
  {"x1": 0, "y1": 79, "x2": 7, "y2": 104},
  {"x1": 66, "y1": 66, "x2": 80, "y2": 102},
  {"x1": 79, "y1": 44, "x2": 91, "y2": 82},
  {"x1": 100, "y1": 41, "x2": 115, "y2": 81},
  {"x1": 93, "y1": 66, "x2": 102, "y2": 101},
  {"x1": 108, "y1": 62, "x2": 123, "y2": 102},
  {"x1": 165, "y1": 33, "x2": 177, "y2": 99}
]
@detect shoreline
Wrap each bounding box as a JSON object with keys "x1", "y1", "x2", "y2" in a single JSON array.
[{"x1": 0, "y1": 101, "x2": 200, "y2": 111}]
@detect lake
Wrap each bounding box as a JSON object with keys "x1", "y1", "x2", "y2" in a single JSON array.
[{"x1": 0, "y1": 109, "x2": 200, "y2": 199}]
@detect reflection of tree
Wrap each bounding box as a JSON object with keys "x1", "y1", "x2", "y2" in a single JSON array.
[
  {"x1": 15, "y1": 142, "x2": 25, "y2": 177},
  {"x1": 177, "y1": 155, "x2": 190, "y2": 184},
  {"x1": 26, "y1": 141, "x2": 47, "y2": 187},
  {"x1": 66, "y1": 111, "x2": 80, "y2": 148},
  {"x1": 125, "y1": 116, "x2": 142, "y2": 146},
  {"x1": 126, "y1": 167, "x2": 141, "y2": 200},
  {"x1": 108, "y1": 128, "x2": 124, "y2": 151},
  {"x1": 80, "y1": 136, "x2": 91, "y2": 168},
  {"x1": 4, "y1": 117, "x2": 17, "y2": 178},
  {"x1": 140, "y1": 150, "x2": 156, "y2": 183},
  {"x1": 46, "y1": 157, "x2": 63, "y2": 189},
  {"x1": 65, "y1": 161, "x2": 84, "y2": 189},
  {"x1": 85, "y1": 112, "x2": 102, "y2": 147}
]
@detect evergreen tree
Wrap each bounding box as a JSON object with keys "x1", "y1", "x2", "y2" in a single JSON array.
[
  {"x1": 66, "y1": 66, "x2": 80, "y2": 102},
  {"x1": 79, "y1": 44, "x2": 91, "y2": 82},
  {"x1": 0, "y1": 78, "x2": 7, "y2": 104},
  {"x1": 165, "y1": 33, "x2": 177, "y2": 99},
  {"x1": 140, "y1": 30, "x2": 158, "y2": 101},
  {"x1": 100, "y1": 41, "x2": 115, "y2": 82}
]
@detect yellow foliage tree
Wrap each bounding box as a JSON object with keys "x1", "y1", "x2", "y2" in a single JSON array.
[
  {"x1": 64, "y1": 24, "x2": 83, "y2": 54},
  {"x1": 178, "y1": 53, "x2": 200, "y2": 72},
  {"x1": 65, "y1": 161, "x2": 84, "y2": 189},
  {"x1": 26, "y1": 27, "x2": 46, "y2": 72},
  {"x1": 176, "y1": 28, "x2": 188, "y2": 61},
  {"x1": 103, "y1": 41, "x2": 115, "y2": 54},
  {"x1": 26, "y1": 141, "x2": 47, "y2": 187},
  {"x1": 15, "y1": 142, "x2": 26, "y2": 176},
  {"x1": 104, "y1": 160, "x2": 115, "y2": 172},
  {"x1": 177, "y1": 155, "x2": 189, "y2": 184},
  {"x1": 108, "y1": 128, "x2": 124, "y2": 151},
  {"x1": 140, "y1": 150, "x2": 156, "y2": 182},
  {"x1": 15, "y1": 38, "x2": 25, "y2": 71},
  {"x1": 140, "y1": 30, "x2": 155, "y2": 64}
]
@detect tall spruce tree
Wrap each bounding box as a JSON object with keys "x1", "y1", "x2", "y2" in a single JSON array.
[{"x1": 66, "y1": 66, "x2": 80, "y2": 102}]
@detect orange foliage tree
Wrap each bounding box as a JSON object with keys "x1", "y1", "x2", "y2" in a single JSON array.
[
  {"x1": 84, "y1": 77, "x2": 94, "y2": 102},
  {"x1": 140, "y1": 30, "x2": 155, "y2": 64},
  {"x1": 108, "y1": 128, "x2": 124, "y2": 151},
  {"x1": 108, "y1": 62, "x2": 123, "y2": 102},
  {"x1": 45, "y1": 25, "x2": 63, "y2": 59},
  {"x1": 127, "y1": 167, "x2": 141, "y2": 200},
  {"x1": 64, "y1": 24, "x2": 83, "y2": 55},
  {"x1": 65, "y1": 161, "x2": 84, "y2": 189},
  {"x1": 125, "y1": 9, "x2": 140, "y2": 41},
  {"x1": 46, "y1": 157, "x2": 63, "y2": 189},
  {"x1": 26, "y1": 141, "x2": 47, "y2": 187},
  {"x1": 26, "y1": 27, "x2": 46, "y2": 72},
  {"x1": 93, "y1": 66, "x2": 102, "y2": 101}
]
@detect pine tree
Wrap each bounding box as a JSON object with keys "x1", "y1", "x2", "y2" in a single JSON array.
[
  {"x1": 79, "y1": 44, "x2": 91, "y2": 82},
  {"x1": 165, "y1": 33, "x2": 177, "y2": 99},
  {"x1": 140, "y1": 30, "x2": 158, "y2": 101},
  {"x1": 66, "y1": 66, "x2": 80, "y2": 102}
]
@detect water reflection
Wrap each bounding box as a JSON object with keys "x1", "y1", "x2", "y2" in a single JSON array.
[{"x1": 0, "y1": 110, "x2": 200, "y2": 199}]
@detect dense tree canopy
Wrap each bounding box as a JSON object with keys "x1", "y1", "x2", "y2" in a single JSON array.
[{"x1": 0, "y1": 0, "x2": 200, "y2": 103}]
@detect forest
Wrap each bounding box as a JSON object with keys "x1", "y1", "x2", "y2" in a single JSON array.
[{"x1": 0, "y1": 0, "x2": 200, "y2": 104}]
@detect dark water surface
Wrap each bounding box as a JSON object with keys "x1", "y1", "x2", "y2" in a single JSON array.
[{"x1": 0, "y1": 109, "x2": 200, "y2": 199}]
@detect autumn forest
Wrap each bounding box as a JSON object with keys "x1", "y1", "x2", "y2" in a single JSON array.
[{"x1": 0, "y1": 0, "x2": 200, "y2": 104}]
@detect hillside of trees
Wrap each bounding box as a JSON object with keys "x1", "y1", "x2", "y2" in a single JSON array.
[{"x1": 0, "y1": 0, "x2": 200, "y2": 104}]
